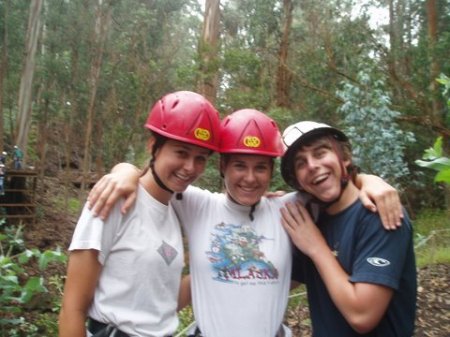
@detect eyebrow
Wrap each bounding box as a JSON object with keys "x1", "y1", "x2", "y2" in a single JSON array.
[
  {"x1": 172, "y1": 143, "x2": 210, "y2": 155},
  {"x1": 294, "y1": 143, "x2": 329, "y2": 159},
  {"x1": 230, "y1": 159, "x2": 270, "y2": 166}
]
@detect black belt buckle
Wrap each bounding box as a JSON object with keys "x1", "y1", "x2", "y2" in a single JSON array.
[
  {"x1": 88, "y1": 318, "x2": 129, "y2": 337},
  {"x1": 187, "y1": 326, "x2": 203, "y2": 337}
]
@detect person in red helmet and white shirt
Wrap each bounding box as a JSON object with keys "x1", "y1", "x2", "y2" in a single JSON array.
[{"x1": 59, "y1": 91, "x2": 221, "y2": 337}]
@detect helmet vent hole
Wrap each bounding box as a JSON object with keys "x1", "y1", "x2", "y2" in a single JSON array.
[{"x1": 172, "y1": 99, "x2": 180, "y2": 109}]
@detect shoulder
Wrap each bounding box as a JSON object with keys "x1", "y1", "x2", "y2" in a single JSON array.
[
  {"x1": 264, "y1": 191, "x2": 300, "y2": 206},
  {"x1": 180, "y1": 185, "x2": 224, "y2": 202},
  {"x1": 347, "y1": 202, "x2": 413, "y2": 241}
]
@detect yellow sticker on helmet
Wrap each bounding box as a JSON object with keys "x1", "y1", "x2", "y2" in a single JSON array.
[
  {"x1": 194, "y1": 128, "x2": 211, "y2": 141},
  {"x1": 243, "y1": 136, "x2": 261, "y2": 148}
]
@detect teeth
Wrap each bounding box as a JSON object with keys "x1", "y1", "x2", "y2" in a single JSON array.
[
  {"x1": 239, "y1": 186, "x2": 256, "y2": 192},
  {"x1": 175, "y1": 173, "x2": 190, "y2": 181},
  {"x1": 312, "y1": 174, "x2": 328, "y2": 185}
]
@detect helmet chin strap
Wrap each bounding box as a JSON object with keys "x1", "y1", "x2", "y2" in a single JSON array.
[
  {"x1": 150, "y1": 159, "x2": 174, "y2": 194},
  {"x1": 308, "y1": 178, "x2": 349, "y2": 211},
  {"x1": 149, "y1": 137, "x2": 174, "y2": 195},
  {"x1": 150, "y1": 160, "x2": 183, "y2": 200},
  {"x1": 308, "y1": 162, "x2": 357, "y2": 212}
]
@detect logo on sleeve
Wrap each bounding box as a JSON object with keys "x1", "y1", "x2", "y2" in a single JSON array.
[{"x1": 367, "y1": 257, "x2": 390, "y2": 267}]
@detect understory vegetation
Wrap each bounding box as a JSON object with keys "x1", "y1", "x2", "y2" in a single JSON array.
[{"x1": 0, "y1": 200, "x2": 448, "y2": 337}]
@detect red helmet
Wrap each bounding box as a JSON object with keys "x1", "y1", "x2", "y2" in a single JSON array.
[
  {"x1": 145, "y1": 91, "x2": 221, "y2": 152},
  {"x1": 219, "y1": 109, "x2": 284, "y2": 157}
]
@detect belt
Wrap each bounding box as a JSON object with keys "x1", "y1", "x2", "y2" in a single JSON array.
[
  {"x1": 188, "y1": 326, "x2": 285, "y2": 337},
  {"x1": 187, "y1": 327, "x2": 202, "y2": 337},
  {"x1": 88, "y1": 318, "x2": 173, "y2": 337},
  {"x1": 88, "y1": 318, "x2": 129, "y2": 337}
]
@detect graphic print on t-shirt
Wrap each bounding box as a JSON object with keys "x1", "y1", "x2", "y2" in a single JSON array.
[
  {"x1": 157, "y1": 240, "x2": 178, "y2": 265},
  {"x1": 206, "y1": 222, "x2": 279, "y2": 283}
]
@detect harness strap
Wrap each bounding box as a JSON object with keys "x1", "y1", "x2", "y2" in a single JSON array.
[
  {"x1": 88, "y1": 318, "x2": 173, "y2": 337},
  {"x1": 188, "y1": 325, "x2": 286, "y2": 337}
]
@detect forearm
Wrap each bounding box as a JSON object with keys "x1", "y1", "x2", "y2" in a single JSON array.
[
  {"x1": 355, "y1": 173, "x2": 382, "y2": 189},
  {"x1": 177, "y1": 275, "x2": 192, "y2": 311},
  {"x1": 110, "y1": 162, "x2": 141, "y2": 175},
  {"x1": 88, "y1": 163, "x2": 141, "y2": 218},
  {"x1": 59, "y1": 251, "x2": 100, "y2": 337},
  {"x1": 58, "y1": 307, "x2": 87, "y2": 337},
  {"x1": 355, "y1": 173, "x2": 403, "y2": 229},
  {"x1": 309, "y1": 249, "x2": 387, "y2": 333}
]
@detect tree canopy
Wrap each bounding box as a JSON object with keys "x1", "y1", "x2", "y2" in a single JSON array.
[{"x1": 0, "y1": 0, "x2": 449, "y2": 212}]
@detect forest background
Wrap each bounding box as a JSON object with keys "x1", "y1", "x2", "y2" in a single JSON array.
[{"x1": 0, "y1": 0, "x2": 449, "y2": 336}]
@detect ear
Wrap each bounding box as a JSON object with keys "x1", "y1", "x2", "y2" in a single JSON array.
[
  {"x1": 342, "y1": 158, "x2": 353, "y2": 176},
  {"x1": 219, "y1": 156, "x2": 226, "y2": 177},
  {"x1": 147, "y1": 137, "x2": 156, "y2": 153}
]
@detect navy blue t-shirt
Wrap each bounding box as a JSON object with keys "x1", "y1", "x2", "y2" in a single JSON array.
[{"x1": 291, "y1": 200, "x2": 417, "y2": 337}]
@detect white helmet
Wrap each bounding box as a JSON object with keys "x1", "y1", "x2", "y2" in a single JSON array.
[{"x1": 281, "y1": 121, "x2": 348, "y2": 190}]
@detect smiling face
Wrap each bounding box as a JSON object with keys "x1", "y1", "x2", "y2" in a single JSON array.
[
  {"x1": 221, "y1": 154, "x2": 273, "y2": 206},
  {"x1": 293, "y1": 138, "x2": 350, "y2": 203},
  {"x1": 152, "y1": 139, "x2": 211, "y2": 193}
]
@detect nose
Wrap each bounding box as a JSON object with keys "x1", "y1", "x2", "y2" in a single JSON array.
[
  {"x1": 183, "y1": 157, "x2": 195, "y2": 172},
  {"x1": 305, "y1": 157, "x2": 319, "y2": 171},
  {"x1": 243, "y1": 168, "x2": 257, "y2": 182}
]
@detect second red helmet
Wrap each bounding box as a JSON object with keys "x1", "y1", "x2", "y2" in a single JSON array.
[
  {"x1": 145, "y1": 91, "x2": 221, "y2": 152},
  {"x1": 219, "y1": 109, "x2": 284, "y2": 157}
]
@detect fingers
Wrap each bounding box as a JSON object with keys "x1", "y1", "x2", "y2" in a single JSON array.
[
  {"x1": 265, "y1": 190, "x2": 286, "y2": 198},
  {"x1": 281, "y1": 202, "x2": 306, "y2": 230},
  {"x1": 86, "y1": 168, "x2": 140, "y2": 220},
  {"x1": 87, "y1": 175, "x2": 119, "y2": 219},
  {"x1": 360, "y1": 189, "x2": 404, "y2": 230},
  {"x1": 120, "y1": 192, "x2": 137, "y2": 215},
  {"x1": 383, "y1": 191, "x2": 403, "y2": 230},
  {"x1": 87, "y1": 176, "x2": 108, "y2": 207},
  {"x1": 358, "y1": 191, "x2": 377, "y2": 213},
  {"x1": 280, "y1": 206, "x2": 296, "y2": 233}
]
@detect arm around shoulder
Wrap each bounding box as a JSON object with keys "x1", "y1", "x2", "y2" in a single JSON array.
[{"x1": 87, "y1": 162, "x2": 141, "y2": 220}]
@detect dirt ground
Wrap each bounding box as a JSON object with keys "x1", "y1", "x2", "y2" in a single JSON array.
[{"x1": 21, "y1": 176, "x2": 450, "y2": 337}]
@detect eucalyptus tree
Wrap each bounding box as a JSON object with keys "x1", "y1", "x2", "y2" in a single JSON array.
[
  {"x1": 337, "y1": 69, "x2": 415, "y2": 188},
  {"x1": 0, "y1": 0, "x2": 30, "y2": 153},
  {"x1": 15, "y1": 0, "x2": 43, "y2": 160},
  {"x1": 197, "y1": 0, "x2": 221, "y2": 104},
  {"x1": 218, "y1": 0, "x2": 284, "y2": 111},
  {"x1": 96, "y1": 0, "x2": 202, "y2": 169}
]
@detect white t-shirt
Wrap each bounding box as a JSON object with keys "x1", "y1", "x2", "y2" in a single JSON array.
[
  {"x1": 174, "y1": 186, "x2": 296, "y2": 337},
  {"x1": 69, "y1": 184, "x2": 184, "y2": 337}
]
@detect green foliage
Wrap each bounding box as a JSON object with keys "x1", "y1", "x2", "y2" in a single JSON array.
[
  {"x1": 413, "y1": 209, "x2": 450, "y2": 267},
  {"x1": 0, "y1": 220, "x2": 67, "y2": 335},
  {"x1": 415, "y1": 137, "x2": 450, "y2": 184},
  {"x1": 436, "y1": 73, "x2": 450, "y2": 127},
  {"x1": 54, "y1": 196, "x2": 81, "y2": 216},
  {"x1": 337, "y1": 69, "x2": 415, "y2": 187},
  {"x1": 175, "y1": 305, "x2": 195, "y2": 337},
  {"x1": 415, "y1": 74, "x2": 450, "y2": 184}
]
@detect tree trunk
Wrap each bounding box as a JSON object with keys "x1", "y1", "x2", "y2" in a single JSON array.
[
  {"x1": 426, "y1": 0, "x2": 442, "y2": 124},
  {"x1": 426, "y1": 0, "x2": 449, "y2": 210},
  {"x1": 80, "y1": 0, "x2": 111, "y2": 193},
  {"x1": 276, "y1": 0, "x2": 294, "y2": 108},
  {"x1": 0, "y1": 0, "x2": 9, "y2": 153},
  {"x1": 197, "y1": 0, "x2": 220, "y2": 104},
  {"x1": 16, "y1": 0, "x2": 43, "y2": 164}
]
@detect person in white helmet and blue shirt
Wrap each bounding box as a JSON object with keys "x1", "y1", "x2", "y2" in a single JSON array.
[{"x1": 280, "y1": 121, "x2": 416, "y2": 337}]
